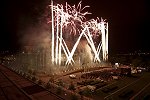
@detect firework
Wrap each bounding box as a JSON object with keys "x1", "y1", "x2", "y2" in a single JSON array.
[{"x1": 49, "y1": 0, "x2": 108, "y2": 66}]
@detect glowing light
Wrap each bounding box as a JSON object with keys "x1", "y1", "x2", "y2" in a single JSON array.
[
  {"x1": 49, "y1": 0, "x2": 108, "y2": 66},
  {"x1": 51, "y1": 0, "x2": 54, "y2": 64},
  {"x1": 55, "y1": 6, "x2": 59, "y2": 64},
  {"x1": 66, "y1": 27, "x2": 87, "y2": 65}
]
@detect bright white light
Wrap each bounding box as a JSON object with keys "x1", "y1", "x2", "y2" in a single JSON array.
[
  {"x1": 49, "y1": 0, "x2": 108, "y2": 66},
  {"x1": 51, "y1": 0, "x2": 54, "y2": 64}
]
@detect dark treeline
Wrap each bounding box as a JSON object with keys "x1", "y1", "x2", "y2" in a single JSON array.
[{"x1": 109, "y1": 54, "x2": 150, "y2": 68}]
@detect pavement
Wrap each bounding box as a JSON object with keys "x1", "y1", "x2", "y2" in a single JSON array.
[{"x1": 0, "y1": 65, "x2": 64, "y2": 100}]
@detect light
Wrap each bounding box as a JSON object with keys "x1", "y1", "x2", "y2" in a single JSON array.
[{"x1": 49, "y1": 0, "x2": 108, "y2": 66}]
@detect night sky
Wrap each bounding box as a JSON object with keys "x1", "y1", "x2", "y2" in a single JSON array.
[{"x1": 1, "y1": 0, "x2": 149, "y2": 55}]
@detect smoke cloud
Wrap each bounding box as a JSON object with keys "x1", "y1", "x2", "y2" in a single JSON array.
[{"x1": 78, "y1": 40, "x2": 93, "y2": 65}]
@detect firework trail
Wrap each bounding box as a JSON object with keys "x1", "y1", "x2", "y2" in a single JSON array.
[{"x1": 49, "y1": 0, "x2": 108, "y2": 65}]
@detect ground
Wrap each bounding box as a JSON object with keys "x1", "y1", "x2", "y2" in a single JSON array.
[
  {"x1": 37, "y1": 66, "x2": 150, "y2": 100},
  {"x1": 2, "y1": 62, "x2": 150, "y2": 100}
]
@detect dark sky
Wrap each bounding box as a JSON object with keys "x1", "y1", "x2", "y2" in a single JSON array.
[{"x1": 1, "y1": 0, "x2": 149, "y2": 55}]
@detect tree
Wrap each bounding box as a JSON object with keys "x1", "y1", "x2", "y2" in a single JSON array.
[
  {"x1": 48, "y1": 76, "x2": 54, "y2": 83},
  {"x1": 56, "y1": 86, "x2": 62, "y2": 95},
  {"x1": 31, "y1": 76, "x2": 37, "y2": 82},
  {"x1": 119, "y1": 56, "x2": 127, "y2": 64},
  {"x1": 38, "y1": 79, "x2": 43, "y2": 85},
  {"x1": 45, "y1": 82, "x2": 51, "y2": 89},
  {"x1": 131, "y1": 57, "x2": 142, "y2": 67},
  {"x1": 82, "y1": 88, "x2": 92, "y2": 96},
  {"x1": 56, "y1": 79, "x2": 64, "y2": 87},
  {"x1": 68, "y1": 82, "x2": 76, "y2": 91},
  {"x1": 71, "y1": 94, "x2": 78, "y2": 100}
]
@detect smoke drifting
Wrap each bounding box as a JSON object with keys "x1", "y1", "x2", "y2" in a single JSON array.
[
  {"x1": 18, "y1": 23, "x2": 51, "y2": 48},
  {"x1": 78, "y1": 40, "x2": 93, "y2": 65},
  {"x1": 14, "y1": 0, "x2": 52, "y2": 49}
]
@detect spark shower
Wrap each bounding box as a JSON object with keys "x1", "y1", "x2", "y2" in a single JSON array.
[{"x1": 49, "y1": 0, "x2": 108, "y2": 66}]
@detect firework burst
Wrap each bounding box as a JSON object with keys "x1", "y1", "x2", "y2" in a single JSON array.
[{"x1": 48, "y1": 0, "x2": 108, "y2": 66}]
